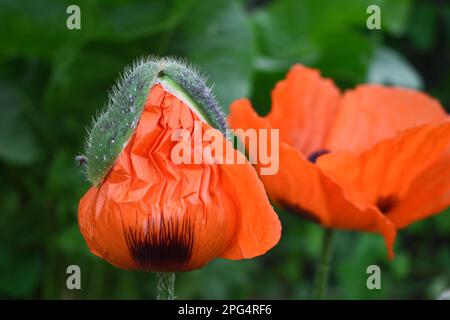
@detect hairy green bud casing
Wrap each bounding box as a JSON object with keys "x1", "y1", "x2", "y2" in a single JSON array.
[{"x1": 82, "y1": 57, "x2": 227, "y2": 186}]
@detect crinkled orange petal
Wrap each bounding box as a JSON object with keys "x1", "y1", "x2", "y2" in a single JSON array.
[
  {"x1": 78, "y1": 84, "x2": 280, "y2": 272},
  {"x1": 229, "y1": 99, "x2": 271, "y2": 137},
  {"x1": 388, "y1": 154, "x2": 450, "y2": 228},
  {"x1": 266, "y1": 64, "x2": 340, "y2": 156},
  {"x1": 318, "y1": 123, "x2": 450, "y2": 230},
  {"x1": 229, "y1": 99, "x2": 396, "y2": 258},
  {"x1": 219, "y1": 149, "x2": 282, "y2": 259},
  {"x1": 277, "y1": 143, "x2": 396, "y2": 259},
  {"x1": 326, "y1": 84, "x2": 448, "y2": 152},
  {"x1": 78, "y1": 185, "x2": 137, "y2": 269}
]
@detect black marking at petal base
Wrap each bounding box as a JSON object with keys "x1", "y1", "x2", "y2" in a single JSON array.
[
  {"x1": 376, "y1": 194, "x2": 398, "y2": 214},
  {"x1": 278, "y1": 200, "x2": 321, "y2": 224},
  {"x1": 308, "y1": 149, "x2": 330, "y2": 163},
  {"x1": 124, "y1": 215, "x2": 195, "y2": 271}
]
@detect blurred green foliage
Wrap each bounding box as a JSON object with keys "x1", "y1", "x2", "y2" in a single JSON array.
[{"x1": 0, "y1": 0, "x2": 449, "y2": 299}]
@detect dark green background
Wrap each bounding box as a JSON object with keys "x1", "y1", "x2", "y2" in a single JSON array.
[{"x1": 0, "y1": 0, "x2": 449, "y2": 299}]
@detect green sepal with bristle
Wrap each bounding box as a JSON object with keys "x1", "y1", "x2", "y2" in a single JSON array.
[
  {"x1": 82, "y1": 57, "x2": 228, "y2": 186},
  {"x1": 159, "y1": 59, "x2": 227, "y2": 135},
  {"x1": 84, "y1": 58, "x2": 159, "y2": 185}
]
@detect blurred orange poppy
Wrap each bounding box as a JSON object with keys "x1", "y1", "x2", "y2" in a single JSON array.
[
  {"x1": 79, "y1": 84, "x2": 281, "y2": 271},
  {"x1": 229, "y1": 65, "x2": 450, "y2": 259}
]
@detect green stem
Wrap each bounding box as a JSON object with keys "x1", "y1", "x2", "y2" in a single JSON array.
[
  {"x1": 156, "y1": 272, "x2": 175, "y2": 300},
  {"x1": 312, "y1": 228, "x2": 334, "y2": 300}
]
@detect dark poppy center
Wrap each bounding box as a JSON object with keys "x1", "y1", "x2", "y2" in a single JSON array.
[
  {"x1": 124, "y1": 216, "x2": 195, "y2": 271},
  {"x1": 308, "y1": 149, "x2": 330, "y2": 163},
  {"x1": 376, "y1": 194, "x2": 398, "y2": 214}
]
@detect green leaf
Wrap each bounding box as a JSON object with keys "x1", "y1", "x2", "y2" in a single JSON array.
[
  {"x1": 434, "y1": 209, "x2": 450, "y2": 235},
  {"x1": 335, "y1": 233, "x2": 388, "y2": 299},
  {"x1": 0, "y1": 81, "x2": 41, "y2": 165},
  {"x1": 0, "y1": 0, "x2": 196, "y2": 58},
  {"x1": 314, "y1": 30, "x2": 375, "y2": 86},
  {"x1": 0, "y1": 0, "x2": 87, "y2": 57},
  {"x1": 250, "y1": 69, "x2": 288, "y2": 115},
  {"x1": 391, "y1": 253, "x2": 410, "y2": 279},
  {"x1": 367, "y1": 47, "x2": 423, "y2": 89},
  {"x1": 177, "y1": 259, "x2": 257, "y2": 299},
  {"x1": 56, "y1": 224, "x2": 87, "y2": 255},
  {"x1": 252, "y1": 0, "x2": 320, "y2": 63},
  {"x1": 374, "y1": 0, "x2": 412, "y2": 36},
  {"x1": 169, "y1": 0, "x2": 255, "y2": 109},
  {"x1": 251, "y1": 0, "x2": 412, "y2": 84},
  {"x1": 251, "y1": 0, "x2": 378, "y2": 85},
  {"x1": 407, "y1": 2, "x2": 437, "y2": 52},
  {"x1": 443, "y1": 3, "x2": 450, "y2": 43},
  {"x1": 92, "y1": 0, "x2": 196, "y2": 41},
  {"x1": 0, "y1": 243, "x2": 41, "y2": 297},
  {"x1": 44, "y1": 42, "x2": 140, "y2": 115}
]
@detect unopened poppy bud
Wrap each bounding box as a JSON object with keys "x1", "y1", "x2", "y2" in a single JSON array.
[
  {"x1": 78, "y1": 56, "x2": 281, "y2": 272},
  {"x1": 84, "y1": 57, "x2": 226, "y2": 186}
]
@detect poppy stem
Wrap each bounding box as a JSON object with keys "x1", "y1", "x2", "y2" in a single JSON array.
[
  {"x1": 156, "y1": 272, "x2": 176, "y2": 300},
  {"x1": 312, "y1": 228, "x2": 334, "y2": 300}
]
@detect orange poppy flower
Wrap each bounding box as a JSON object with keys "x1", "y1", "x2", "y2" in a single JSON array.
[
  {"x1": 229, "y1": 64, "x2": 450, "y2": 259},
  {"x1": 78, "y1": 62, "x2": 281, "y2": 272}
]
